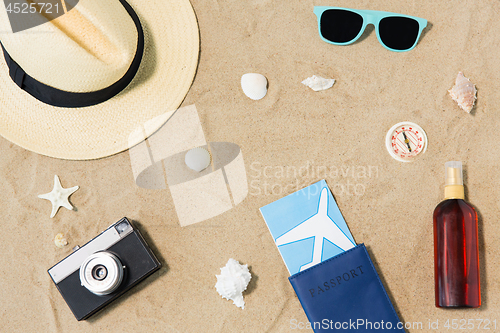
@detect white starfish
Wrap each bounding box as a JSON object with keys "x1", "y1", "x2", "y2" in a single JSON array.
[{"x1": 38, "y1": 175, "x2": 79, "y2": 218}]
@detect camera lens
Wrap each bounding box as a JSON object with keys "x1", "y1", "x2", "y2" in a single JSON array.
[
  {"x1": 91, "y1": 265, "x2": 108, "y2": 281},
  {"x1": 80, "y1": 252, "x2": 124, "y2": 296}
]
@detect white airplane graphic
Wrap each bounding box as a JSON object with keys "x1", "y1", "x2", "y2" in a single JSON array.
[{"x1": 275, "y1": 188, "x2": 355, "y2": 271}]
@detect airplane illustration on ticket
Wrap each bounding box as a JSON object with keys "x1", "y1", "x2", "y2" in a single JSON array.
[{"x1": 260, "y1": 180, "x2": 356, "y2": 275}]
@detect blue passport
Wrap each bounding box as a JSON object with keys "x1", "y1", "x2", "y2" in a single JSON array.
[{"x1": 289, "y1": 244, "x2": 404, "y2": 332}]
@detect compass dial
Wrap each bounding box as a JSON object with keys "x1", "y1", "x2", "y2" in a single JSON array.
[{"x1": 385, "y1": 122, "x2": 428, "y2": 162}]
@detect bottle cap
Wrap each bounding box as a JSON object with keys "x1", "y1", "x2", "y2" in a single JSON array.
[{"x1": 445, "y1": 161, "x2": 463, "y2": 186}]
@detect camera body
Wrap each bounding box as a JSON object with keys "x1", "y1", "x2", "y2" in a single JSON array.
[{"x1": 48, "y1": 218, "x2": 161, "y2": 320}]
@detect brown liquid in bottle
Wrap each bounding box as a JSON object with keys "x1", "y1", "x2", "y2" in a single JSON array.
[
  {"x1": 433, "y1": 161, "x2": 480, "y2": 308},
  {"x1": 434, "y1": 199, "x2": 480, "y2": 307}
]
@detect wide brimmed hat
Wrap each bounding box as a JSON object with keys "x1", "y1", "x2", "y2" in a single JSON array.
[{"x1": 0, "y1": 0, "x2": 199, "y2": 160}]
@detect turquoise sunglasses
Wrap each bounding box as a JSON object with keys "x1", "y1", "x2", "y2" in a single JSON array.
[{"x1": 314, "y1": 7, "x2": 427, "y2": 52}]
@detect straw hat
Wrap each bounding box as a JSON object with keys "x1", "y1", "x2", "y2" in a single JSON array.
[{"x1": 0, "y1": 0, "x2": 199, "y2": 160}]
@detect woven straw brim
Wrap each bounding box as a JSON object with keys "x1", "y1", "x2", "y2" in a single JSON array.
[{"x1": 0, "y1": 0, "x2": 199, "y2": 160}]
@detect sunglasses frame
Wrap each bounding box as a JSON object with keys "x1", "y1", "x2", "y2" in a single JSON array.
[{"x1": 313, "y1": 7, "x2": 428, "y2": 52}]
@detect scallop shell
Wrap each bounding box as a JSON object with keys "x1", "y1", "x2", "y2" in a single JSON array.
[
  {"x1": 54, "y1": 233, "x2": 68, "y2": 248},
  {"x1": 185, "y1": 147, "x2": 211, "y2": 172},
  {"x1": 241, "y1": 73, "x2": 268, "y2": 100},
  {"x1": 301, "y1": 75, "x2": 335, "y2": 91},
  {"x1": 448, "y1": 72, "x2": 477, "y2": 113},
  {"x1": 215, "y1": 258, "x2": 252, "y2": 309}
]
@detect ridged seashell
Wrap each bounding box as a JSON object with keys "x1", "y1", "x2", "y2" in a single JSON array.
[
  {"x1": 241, "y1": 73, "x2": 268, "y2": 100},
  {"x1": 185, "y1": 147, "x2": 211, "y2": 172},
  {"x1": 215, "y1": 258, "x2": 252, "y2": 309},
  {"x1": 54, "y1": 233, "x2": 68, "y2": 248},
  {"x1": 301, "y1": 75, "x2": 335, "y2": 91},
  {"x1": 448, "y1": 72, "x2": 477, "y2": 113}
]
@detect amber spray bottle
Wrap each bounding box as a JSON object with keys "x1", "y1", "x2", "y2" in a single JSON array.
[{"x1": 433, "y1": 161, "x2": 480, "y2": 308}]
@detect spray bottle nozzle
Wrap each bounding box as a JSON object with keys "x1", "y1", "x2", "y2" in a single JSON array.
[{"x1": 445, "y1": 161, "x2": 463, "y2": 186}]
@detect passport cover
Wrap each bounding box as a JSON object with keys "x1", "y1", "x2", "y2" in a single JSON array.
[{"x1": 289, "y1": 244, "x2": 404, "y2": 332}]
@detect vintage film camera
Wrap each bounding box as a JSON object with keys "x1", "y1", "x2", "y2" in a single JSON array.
[{"x1": 48, "y1": 218, "x2": 161, "y2": 320}]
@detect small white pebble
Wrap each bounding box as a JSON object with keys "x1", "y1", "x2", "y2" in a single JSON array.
[{"x1": 185, "y1": 147, "x2": 211, "y2": 172}]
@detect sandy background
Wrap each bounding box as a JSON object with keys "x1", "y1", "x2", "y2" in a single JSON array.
[{"x1": 2, "y1": 0, "x2": 500, "y2": 332}]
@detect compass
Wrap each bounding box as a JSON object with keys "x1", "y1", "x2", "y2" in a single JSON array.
[{"x1": 385, "y1": 122, "x2": 428, "y2": 162}]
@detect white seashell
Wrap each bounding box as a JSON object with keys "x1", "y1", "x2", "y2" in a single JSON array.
[
  {"x1": 215, "y1": 258, "x2": 252, "y2": 309},
  {"x1": 301, "y1": 75, "x2": 335, "y2": 91},
  {"x1": 241, "y1": 73, "x2": 268, "y2": 100},
  {"x1": 448, "y1": 72, "x2": 477, "y2": 113},
  {"x1": 185, "y1": 147, "x2": 211, "y2": 172},
  {"x1": 54, "y1": 233, "x2": 68, "y2": 248}
]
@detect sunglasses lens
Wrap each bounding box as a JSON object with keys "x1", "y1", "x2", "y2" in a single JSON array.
[
  {"x1": 379, "y1": 17, "x2": 420, "y2": 50},
  {"x1": 320, "y1": 9, "x2": 363, "y2": 43}
]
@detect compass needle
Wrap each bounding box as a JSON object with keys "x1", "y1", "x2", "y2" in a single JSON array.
[{"x1": 402, "y1": 131, "x2": 412, "y2": 152}]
